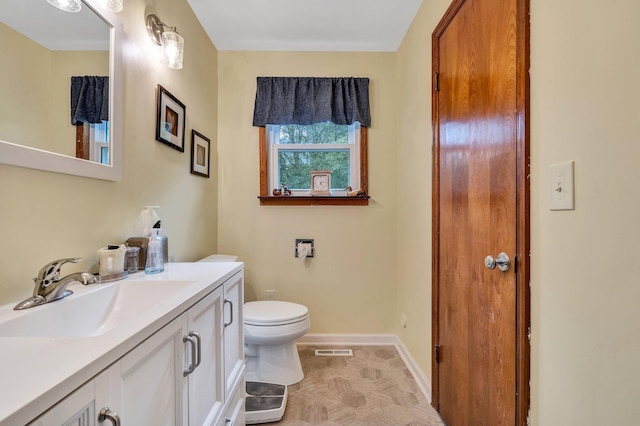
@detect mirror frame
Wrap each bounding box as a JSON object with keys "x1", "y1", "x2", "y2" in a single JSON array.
[{"x1": 0, "y1": 0, "x2": 123, "y2": 181}]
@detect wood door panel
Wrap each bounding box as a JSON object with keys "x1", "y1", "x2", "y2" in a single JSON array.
[{"x1": 433, "y1": 0, "x2": 527, "y2": 424}]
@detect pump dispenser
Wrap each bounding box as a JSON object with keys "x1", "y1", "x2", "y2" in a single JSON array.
[
  {"x1": 127, "y1": 206, "x2": 169, "y2": 272},
  {"x1": 145, "y1": 228, "x2": 165, "y2": 274},
  {"x1": 152, "y1": 220, "x2": 169, "y2": 264}
]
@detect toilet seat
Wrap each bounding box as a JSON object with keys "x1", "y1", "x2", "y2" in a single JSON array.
[{"x1": 244, "y1": 301, "x2": 308, "y2": 326}]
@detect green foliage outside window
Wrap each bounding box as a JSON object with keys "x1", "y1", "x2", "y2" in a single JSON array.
[
  {"x1": 279, "y1": 150, "x2": 349, "y2": 189},
  {"x1": 279, "y1": 122, "x2": 348, "y2": 145},
  {"x1": 277, "y1": 123, "x2": 351, "y2": 190}
]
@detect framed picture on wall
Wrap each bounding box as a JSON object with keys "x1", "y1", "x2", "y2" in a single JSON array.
[
  {"x1": 190, "y1": 130, "x2": 210, "y2": 178},
  {"x1": 156, "y1": 84, "x2": 186, "y2": 152}
]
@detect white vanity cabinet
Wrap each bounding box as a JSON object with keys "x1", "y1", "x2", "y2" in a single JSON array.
[
  {"x1": 111, "y1": 306, "x2": 191, "y2": 425},
  {"x1": 221, "y1": 272, "x2": 246, "y2": 426},
  {"x1": 186, "y1": 285, "x2": 225, "y2": 426},
  {"x1": 223, "y1": 271, "x2": 244, "y2": 400},
  {"x1": 29, "y1": 370, "x2": 112, "y2": 426},
  {"x1": 112, "y1": 285, "x2": 224, "y2": 425},
  {"x1": 28, "y1": 269, "x2": 245, "y2": 426}
]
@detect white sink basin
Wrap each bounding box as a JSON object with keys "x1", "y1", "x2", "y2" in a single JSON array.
[{"x1": 0, "y1": 279, "x2": 194, "y2": 338}]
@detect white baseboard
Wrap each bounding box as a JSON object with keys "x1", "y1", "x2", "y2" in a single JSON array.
[{"x1": 297, "y1": 333, "x2": 432, "y2": 404}]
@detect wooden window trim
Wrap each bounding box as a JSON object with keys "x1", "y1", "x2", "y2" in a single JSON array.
[
  {"x1": 258, "y1": 126, "x2": 369, "y2": 206},
  {"x1": 75, "y1": 124, "x2": 89, "y2": 160}
]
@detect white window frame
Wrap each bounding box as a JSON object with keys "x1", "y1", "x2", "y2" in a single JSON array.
[
  {"x1": 266, "y1": 122, "x2": 361, "y2": 196},
  {"x1": 89, "y1": 121, "x2": 110, "y2": 165}
]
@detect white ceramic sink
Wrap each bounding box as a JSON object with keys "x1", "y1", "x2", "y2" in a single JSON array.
[{"x1": 0, "y1": 279, "x2": 194, "y2": 338}]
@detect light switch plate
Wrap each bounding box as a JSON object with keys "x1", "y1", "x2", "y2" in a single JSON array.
[{"x1": 549, "y1": 161, "x2": 575, "y2": 210}]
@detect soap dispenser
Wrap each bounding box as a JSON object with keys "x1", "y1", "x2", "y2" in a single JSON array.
[
  {"x1": 145, "y1": 229, "x2": 165, "y2": 274},
  {"x1": 152, "y1": 220, "x2": 169, "y2": 264}
]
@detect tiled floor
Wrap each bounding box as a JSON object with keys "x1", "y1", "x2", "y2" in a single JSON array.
[{"x1": 267, "y1": 345, "x2": 446, "y2": 426}]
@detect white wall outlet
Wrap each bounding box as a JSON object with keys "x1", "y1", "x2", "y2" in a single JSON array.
[
  {"x1": 400, "y1": 313, "x2": 407, "y2": 328},
  {"x1": 549, "y1": 161, "x2": 575, "y2": 210},
  {"x1": 265, "y1": 290, "x2": 276, "y2": 300}
]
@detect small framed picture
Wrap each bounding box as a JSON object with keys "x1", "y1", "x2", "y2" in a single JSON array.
[
  {"x1": 156, "y1": 84, "x2": 186, "y2": 152},
  {"x1": 191, "y1": 130, "x2": 210, "y2": 178}
]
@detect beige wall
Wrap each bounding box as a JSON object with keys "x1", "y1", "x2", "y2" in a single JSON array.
[
  {"x1": 217, "y1": 51, "x2": 399, "y2": 333},
  {"x1": 0, "y1": 24, "x2": 54, "y2": 152},
  {"x1": 0, "y1": 0, "x2": 219, "y2": 305},
  {"x1": 529, "y1": 0, "x2": 640, "y2": 423},
  {"x1": 0, "y1": 25, "x2": 108, "y2": 156},
  {"x1": 395, "y1": 0, "x2": 640, "y2": 424},
  {"x1": 395, "y1": 0, "x2": 451, "y2": 380}
]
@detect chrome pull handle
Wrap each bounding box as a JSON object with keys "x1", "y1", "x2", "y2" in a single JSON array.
[
  {"x1": 484, "y1": 252, "x2": 511, "y2": 272},
  {"x1": 183, "y1": 334, "x2": 197, "y2": 376},
  {"x1": 98, "y1": 407, "x2": 121, "y2": 426},
  {"x1": 224, "y1": 298, "x2": 233, "y2": 328},
  {"x1": 191, "y1": 331, "x2": 202, "y2": 368}
]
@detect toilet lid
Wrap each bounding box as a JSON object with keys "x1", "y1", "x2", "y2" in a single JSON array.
[{"x1": 244, "y1": 301, "x2": 308, "y2": 326}]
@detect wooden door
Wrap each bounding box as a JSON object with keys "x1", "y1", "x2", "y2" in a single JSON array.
[{"x1": 432, "y1": 0, "x2": 530, "y2": 424}]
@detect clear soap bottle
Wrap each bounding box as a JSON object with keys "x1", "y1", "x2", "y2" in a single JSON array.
[{"x1": 145, "y1": 229, "x2": 165, "y2": 274}]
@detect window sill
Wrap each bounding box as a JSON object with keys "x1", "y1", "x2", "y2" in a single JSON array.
[{"x1": 258, "y1": 196, "x2": 370, "y2": 206}]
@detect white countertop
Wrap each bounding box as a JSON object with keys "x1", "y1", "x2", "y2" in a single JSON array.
[{"x1": 0, "y1": 262, "x2": 243, "y2": 426}]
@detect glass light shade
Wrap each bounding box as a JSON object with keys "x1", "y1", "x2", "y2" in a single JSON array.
[
  {"x1": 161, "y1": 30, "x2": 184, "y2": 70},
  {"x1": 104, "y1": 0, "x2": 123, "y2": 12},
  {"x1": 47, "y1": 0, "x2": 82, "y2": 12}
]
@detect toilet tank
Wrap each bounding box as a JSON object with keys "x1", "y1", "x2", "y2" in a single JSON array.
[{"x1": 198, "y1": 254, "x2": 238, "y2": 262}]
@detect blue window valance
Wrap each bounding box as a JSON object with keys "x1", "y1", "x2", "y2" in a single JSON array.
[
  {"x1": 70, "y1": 76, "x2": 109, "y2": 125},
  {"x1": 252, "y1": 77, "x2": 371, "y2": 127}
]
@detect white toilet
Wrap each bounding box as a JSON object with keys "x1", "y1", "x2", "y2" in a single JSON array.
[
  {"x1": 244, "y1": 300, "x2": 310, "y2": 385},
  {"x1": 198, "y1": 254, "x2": 311, "y2": 385}
]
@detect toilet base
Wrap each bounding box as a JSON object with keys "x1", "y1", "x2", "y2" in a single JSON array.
[{"x1": 245, "y1": 341, "x2": 304, "y2": 385}]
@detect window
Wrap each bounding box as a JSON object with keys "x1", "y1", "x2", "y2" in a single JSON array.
[
  {"x1": 75, "y1": 121, "x2": 110, "y2": 165},
  {"x1": 253, "y1": 76, "x2": 370, "y2": 205},
  {"x1": 89, "y1": 121, "x2": 110, "y2": 165},
  {"x1": 267, "y1": 121, "x2": 360, "y2": 195},
  {"x1": 259, "y1": 125, "x2": 368, "y2": 206}
]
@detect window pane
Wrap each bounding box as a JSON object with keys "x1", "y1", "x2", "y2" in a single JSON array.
[
  {"x1": 278, "y1": 150, "x2": 349, "y2": 189},
  {"x1": 279, "y1": 122, "x2": 349, "y2": 145}
]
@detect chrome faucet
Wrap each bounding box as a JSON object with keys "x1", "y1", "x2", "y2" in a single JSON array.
[{"x1": 14, "y1": 257, "x2": 97, "y2": 310}]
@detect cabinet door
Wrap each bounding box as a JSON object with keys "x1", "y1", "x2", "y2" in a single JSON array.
[
  {"x1": 29, "y1": 370, "x2": 111, "y2": 426},
  {"x1": 219, "y1": 381, "x2": 245, "y2": 426},
  {"x1": 114, "y1": 314, "x2": 188, "y2": 426},
  {"x1": 223, "y1": 271, "x2": 245, "y2": 399},
  {"x1": 187, "y1": 286, "x2": 224, "y2": 426}
]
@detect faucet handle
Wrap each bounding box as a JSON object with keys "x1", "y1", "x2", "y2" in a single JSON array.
[
  {"x1": 35, "y1": 257, "x2": 82, "y2": 288},
  {"x1": 79, "y1": 272, "x2": 97, "y2": 285}
]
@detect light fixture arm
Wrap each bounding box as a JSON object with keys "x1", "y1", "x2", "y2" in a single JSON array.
[{"x1": 146, "y1": 14, "x2": 179, "y2": 45}]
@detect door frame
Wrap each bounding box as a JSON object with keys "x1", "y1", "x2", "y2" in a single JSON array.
[{"x1": 430, "y1": 0, "x2": 531, "y2": 423}]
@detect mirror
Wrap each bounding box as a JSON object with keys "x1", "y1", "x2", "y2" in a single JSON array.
[{"x1": 0, "y1": 0, "x2": 123, "y2": 181}]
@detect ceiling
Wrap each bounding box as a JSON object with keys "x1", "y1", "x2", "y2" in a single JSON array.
[{"x1": 187, "y1": 0, "x2": 424, "y2": 52}]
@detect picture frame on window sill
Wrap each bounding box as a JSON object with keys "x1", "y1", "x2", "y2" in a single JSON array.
[
  {"x1": 190, "y1": 130, "x2": 210, "y2": 178},
  {"x1": 156, "y1": 84, "x2": 186, "y2": 152}
]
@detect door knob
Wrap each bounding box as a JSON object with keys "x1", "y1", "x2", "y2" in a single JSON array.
[{"x1": 484, "y1": 252, "x2": 511, "y2": 272}]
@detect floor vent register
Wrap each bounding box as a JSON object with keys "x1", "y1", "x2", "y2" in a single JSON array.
[{"x1": 314, "y1": 349, "x2": 354, "y2": 357}]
